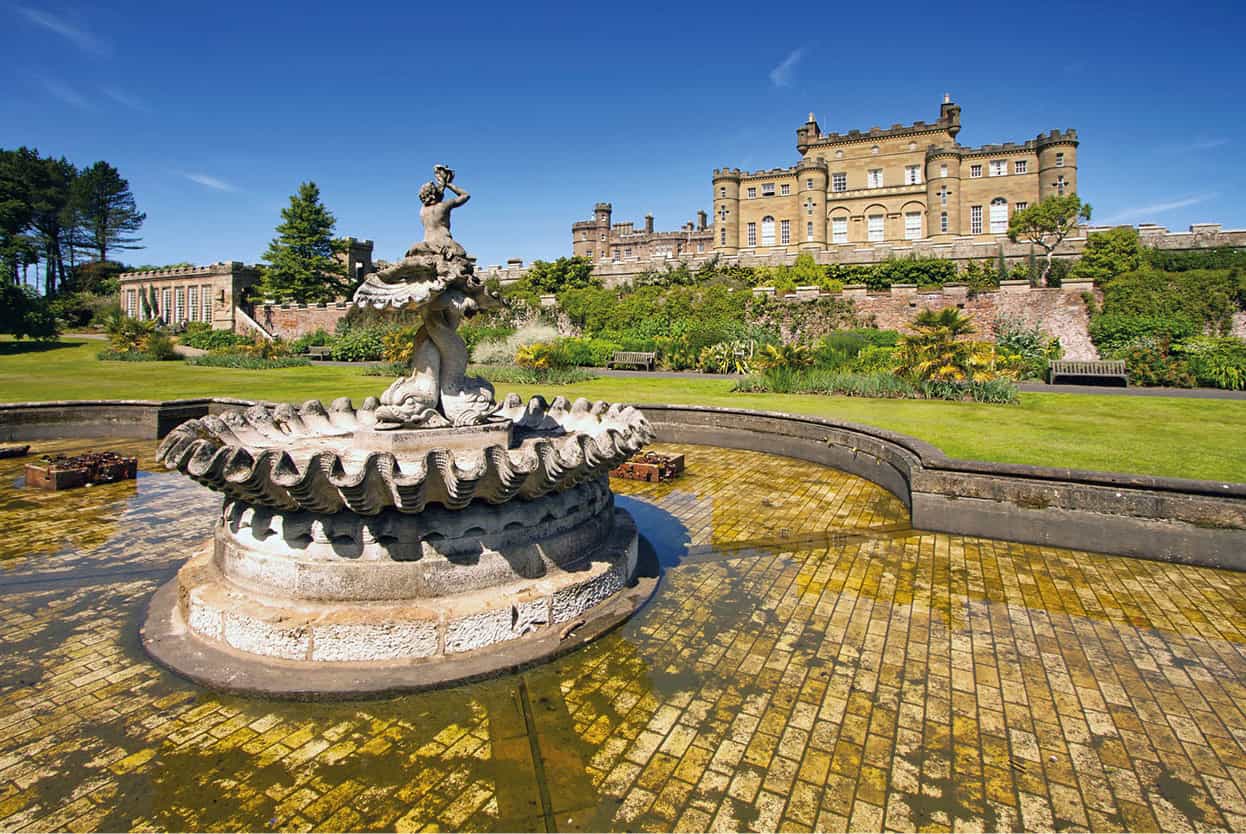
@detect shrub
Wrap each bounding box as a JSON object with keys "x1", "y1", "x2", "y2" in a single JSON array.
[
  {"x1": 0, "y1": 285, "x2": 59, "y2": 340},
  {"x1": 49, "y1": 292, "x2": 116, "y2": 329},
  {"x1": 289, "y1": 328, "x2": 334, "y2": 355},
  {"x1": 514, "y1": 342, "x2": 570, "y2": 370},
  {"x1": 361, "y1": 361, "x2": 408, "y2": 377},
  {"x1": 551, "y1": 336, "x2": 623, "y2": 368},
  {"x1": 755, "y1": 342, "x2": 814, "y2": 371},
  {"x1": 97, "y1": 349, "x2": 178, "y2": 362},
  {"x1": 1088, "y1": 313, "x2": 1199, "y2": 357},
  {"x1": 895, "y1": 308, "x2": 1003, "y2": 382},
  {"x1": 330, "y1": 327, "x2": 387, "y2": 362},
  {"x1": 732, "y1": 368, "x2": 1018, "y2": 403},
  {"x1": 1072, "y1": 226, "x2": 1143, "y2": 283},
  {"x1": 698, "y1": 340, "x2": 753, "y2": 374},
  {"x1": 460, "y1": 324, "x2": 515, "y2": 357},
  {"x1": 103, "y1": 312, "x2": 156, "y2": 353},
  {"x1": 468, "y1": 364, "x2": 598, "y2": 385},
  {"x1": 382, "y1": 326, "x2": 421, "y2": 364},
  {"x1": 813, "y1": 329, "x2": 899, "y2": 369},
  {"x1": 993, "y1": 316, "x2": 1063, "y2": 380},
  {"x1": 471, "y1": 324, "x2": 561, "y2": 365},
  {"x1": 147, "y1": 332, "x2": 178, "y2": 361},
  {"x1": 1117, "y1": 341, "x2": 1195, "y2": 388},
  {"x1": 1099, "y1": 268, "x2": 1240, "y2": 334},
  {"x1": 1144, "y1": 246, "x2": 1246, "y2": 272},
  {"x1": 186, "y1": 354, "x2": 311, "y2": 369},
  {"x1": 851, "y1": 345, "x2": 898, "y2": 373},
  {"x1": 1176, "y1": 336, "x2": 1246, "y2": 390},
  {"x1": 181, "y1": 324, "x2": 246, "y2": 351}
]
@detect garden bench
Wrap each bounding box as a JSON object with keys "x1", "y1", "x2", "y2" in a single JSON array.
[
  {"x1": 1048, "y1": 359, "x2": 1128, "y2": 387},
  {"x1": 307, "y1": 345, "x2": 332, "y2": 361},
  {"x1": 608, "y1": 351, "x2": 657, "y2": 371}
]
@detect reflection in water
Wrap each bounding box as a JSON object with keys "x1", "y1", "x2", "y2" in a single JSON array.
[{"x1": 0, "y1": 441, "x2": 1243, "y2": 831}]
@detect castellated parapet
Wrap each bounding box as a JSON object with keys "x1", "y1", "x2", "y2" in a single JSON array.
[
  {"x1": 572, "y1": 202, "x2": 713, "y2": 262},
  {"x1": 719, "y1": 96, "x2": 1078, "y2": 256}
]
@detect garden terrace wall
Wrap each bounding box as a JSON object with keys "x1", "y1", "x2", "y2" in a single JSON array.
[
  {"x1": 254, "y1": 302, "x2": 353, "y2": 340},
  {"x1": 1, "y1": 400, "x2": 1242, "y2": 571}
]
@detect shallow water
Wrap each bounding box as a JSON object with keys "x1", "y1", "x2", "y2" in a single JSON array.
[{"x1": 0, "y1": 439, "x2": 1245, "y2": 831}]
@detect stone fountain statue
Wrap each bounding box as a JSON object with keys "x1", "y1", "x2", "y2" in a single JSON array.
[
  {"x1": 353, "y1": 166, "x2": 499, "y2": 429},
  {"x1": 141, "y1": 166, "x2": 655, "y2": 697}
]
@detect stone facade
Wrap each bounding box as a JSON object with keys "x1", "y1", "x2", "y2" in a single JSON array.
[
  {"x1": 118, "y1": 262, "x2": 261, "y2": 332},
  {"x1": 714, "y1": 96, "x2": 1078, "y2": 254},
  {"x1": 572, "y1": 202, "x2": 713, "y2": 263},
  {"x1": 117, "y1": 238, "x2": 373, "y2": 332}
]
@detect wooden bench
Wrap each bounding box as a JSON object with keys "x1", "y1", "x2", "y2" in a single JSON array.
[
  {"x1": 307, "y1": 345, "x2": 332, "y2": 361},
  {"x1": 1049, "y1": 360, "x2": 1128, "y2": 387},
  {"x1": 608, "y1": 351, "x2": 657, "y2": 371}
]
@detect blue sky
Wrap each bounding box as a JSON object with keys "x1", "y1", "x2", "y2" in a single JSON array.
[{"x1": 2, "y1": 0, "x2": 1243, "y2": 269}]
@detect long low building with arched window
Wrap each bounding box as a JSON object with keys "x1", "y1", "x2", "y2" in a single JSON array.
[{"x1": 711, "y1": 96, "x2": 1078, "y2": 254}]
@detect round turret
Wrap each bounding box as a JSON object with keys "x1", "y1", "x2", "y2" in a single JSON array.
[
  {"x1": 712, "y1": 169, "x2": 742, "y2": 254},
  {"x1": 1037, "y1": 130, "x2": 1078, "y2": 201},
  {"x1": 796, "y1": 158, "x2": 829, "y2": 249},
  {"x1": 926, "y1": 149, "x2": 962, "y2": 239}
]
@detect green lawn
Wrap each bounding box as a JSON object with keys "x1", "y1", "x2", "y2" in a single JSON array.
[{"x1": 2, "y1": 338, "x2": 1243, "y2": 482}]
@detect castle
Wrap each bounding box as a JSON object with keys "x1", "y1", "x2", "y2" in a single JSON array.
[{"x1": 574, "y1": 96, "x2": 1080, "y2": 259}]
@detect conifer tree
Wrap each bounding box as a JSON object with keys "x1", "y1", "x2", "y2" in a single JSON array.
[
  {"x1": 71, "y1": 161, "x2": 145, "y2": 262},
  {"x1": 258, "y1": 182, "x2": 348, "y2": 303}
]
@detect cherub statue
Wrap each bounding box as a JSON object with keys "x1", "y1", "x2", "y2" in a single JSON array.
[{"x1": 353, "y1": 165, "x2": 501, "y2": 430}]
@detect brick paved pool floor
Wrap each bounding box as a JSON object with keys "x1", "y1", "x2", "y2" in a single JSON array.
[{"x1": 1, "y1": 439, "x2": 1245, "y2": 832}]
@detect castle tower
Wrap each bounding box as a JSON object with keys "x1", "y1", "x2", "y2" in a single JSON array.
[
  {"x1": 926, "y1": 149, "x2": 962, "y2": 239},
  {"x1": 796, "y1": 156, "x2": 828, "y2": 250},
  {"x1": 1036, "y1": 130, "x2": 1079, "y2": 201},
  {"x1": 572, "y1": 202, "x2": 613, "y2": 260},
  {"x1": 796, "y1": 111, "x2": 821, "y2": 155},
  {"x1": 712, "y1": 169, "x2": 741, "y2": 254},
  {"x1": 939, "y1": 94, "x2": 962, "y2": 139}
]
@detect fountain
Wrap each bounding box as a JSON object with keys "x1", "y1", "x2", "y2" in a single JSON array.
[{"x1": 141, "y1": 166, "x2": 654, "y2": 697}]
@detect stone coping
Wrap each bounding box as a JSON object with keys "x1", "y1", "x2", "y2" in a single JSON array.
[{"x1": 3, "y1": 398, "x2": 1243, "y2": 568}]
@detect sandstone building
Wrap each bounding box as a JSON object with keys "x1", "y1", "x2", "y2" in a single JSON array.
[
  {"x1": 118, "y1": 238, "x2": 373, "y2": 332},
  {"x1": 572, "y1": 203, "x2": 713, "y2": 262},
  {"x1": 713, "y1": 96, "x2": 1078, "y2": 254}
]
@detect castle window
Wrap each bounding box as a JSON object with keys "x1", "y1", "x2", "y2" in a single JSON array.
[
  {"x1": 940, "y1": 163, "x2": 948, "y2": 178},
  {"x1": 905, "y1": 165, "x2": 922, "y2": 185},
  {"x1": 780, "y1": 219, "x2": 791, "y2": 245},
  {"x1": 989, "y1": 160, "x2": 1007, "y2": 177},
  {"x1": 720, "y1": 187, "x2": 726, "y2": 197},
  {"x1": 125, "y1": 289, "x2": 136, "y2": 317},
  {"x1": 747, "y1": 187, "x2": 757, "y2": 199},
  {"x1": 1056, "y1": 176, "x2": 1067, "y2": 195},
  {"x1": 806, "y1": 178, "x2": 814, "y2": 189},
  {"x1": 806, "y1": 221, "x2": 814, "y2": 241},
  {"x1": 867, "y1": 169, "x2": 883, "y2": 188},
  {"x1": 780, "y1": 184, "x2": 790, "y2": 196},
  {"x1": 1056, "y1": 152, "x2": 1065, "y2": 167},
  {"x1": 832, "y1": 217, "x2": 848, "y2": 244},
  {"x1": 188, "y1": 286, "x2": 199, "y2": 322},
  {"x1": 805, "y1": 198, "x2": 815, "y2": 216},
  {"x1": 1015, "y1": 201, "x2": 1028, "y2": 213},
  {"x1": 990, "y1": 198, "x2": 1008, "y2": 233},
  {"x1": 940, "y1": 212, "x2": 948, "y2": 233},
  {"x1": 697, "y1": 242, "x2": 704, "y2": 253},
  {"x1": 175, "y1": 287, "x2": 185, "y2": 323},
  {"x1": 835, "y1": 150, "x2": 844, "y2": 159},
  {"x1": 761, "y1": 183, "x2": 776, "y2": 196},
  {"x1": 624, "y1": 247, "x2": 632, "y2": 257},
  {"x1": 721, "y1": 227, "x2": 727, "y2": 245},
  {"x1": 600, "y1": 233, "x2": 606, "y2": 240},
  {"x1": 832, "y1": 172, "x2": 847, "y2": 192},
  {"x1": 761, "y1": 217, "x2": 776, "y2": 246},
  {"x1": 970, "y1": 164, "x2": 982, "y2": 178},
  {"x1": 161, "y1": 288, "x2": 172, "y2": 324},
  {"x1": 747, "y1": 222, "x2": 757, "y2": 247},
  {"x1": 904, "y1": 212, "x2": 922, "y2": 240},
  {"x1": 970, "y1": 205, "x2": 983, "y2": 234},
  {"x1": 1014, "y1": 160, "x2": 1028, "y2": 174},
  {"x1": 867, "y1": 214, "x2": 884, "y2": 242},
  {"x1": 871, "y1": 145, "x2": 879, "y2": 155},
  {"x1": 201, "y1": 284, "x2": 211, "y2": 320},
  {"x1": 939, "y1": 186, "x2": 949, "y2": 206}
]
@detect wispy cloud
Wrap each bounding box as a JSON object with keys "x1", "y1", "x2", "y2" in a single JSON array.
[
  {"x1": 1190, "y1": 138, "x2": 1229, "y2": 150},
  {"x1": 40, "y1": 78, "x2": 93, "y2": 110},
  {"x1": 769, "y1": 48, "x2": 805, "y2": 87},
  {"x1": 184, "y1": 173, "x2": 239, "y2": 193},
  {"x1": 1101, "y1": 193, "x2": 1217, "y2": 224},
  {"x1": 15, "y1": 6, "x2": 109, "y2": 56},
  {"x1": 102, "y1": 86, "x2": 151, "y2": 112}
]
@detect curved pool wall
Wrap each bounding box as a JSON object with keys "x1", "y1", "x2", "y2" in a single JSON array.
[{"x1": 2, "y1": 399, "x2": 1243, "y2": 570}]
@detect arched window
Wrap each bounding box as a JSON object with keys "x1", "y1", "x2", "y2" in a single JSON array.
[
  {"x1": 761, "y1": 216, "x2": 776, "y2": 246},
  {"x1": 990, "y1": 198, "x2": 1008, "y2": 234}
]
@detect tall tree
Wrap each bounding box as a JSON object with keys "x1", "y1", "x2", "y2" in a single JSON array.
[
  {"x1": 1007, "y1": 194, "x2": 1091, "y2": 287},
  {"x1": 257, "y1": 182, "x2": 348, "y2": 303},
  {"x1": 71, "y1": 161, "x2": 145, "y2": 262},
  {"x1": 0, "y1": 149, "x2": 36, "y2": 285},
  {"x1": 22, "y1": 150, "x2": 77, "y2": 295}
]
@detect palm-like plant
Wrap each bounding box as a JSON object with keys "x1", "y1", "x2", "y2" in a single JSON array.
[
  {"x1": 756, "y1": 342, "x2": 814, "y2": 371},
  {"x1": 896, "y1": 308, "x2": 991, "y2": 382},
  {"x1": 103, "y1": 311, "x2": 157, "y2": 353}
]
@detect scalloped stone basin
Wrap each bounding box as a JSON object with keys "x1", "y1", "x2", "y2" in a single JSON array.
[{"x1": 143, "y1": 393, "x2": 655, "y2": 691}]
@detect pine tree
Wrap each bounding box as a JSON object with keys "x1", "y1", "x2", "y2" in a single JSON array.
[
  {"x1": 258, "y1": 182, "x2": 348, "y2": 303},
  {"x1": 71, "y1": 161, "x2": 145, "y2": 262}
]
